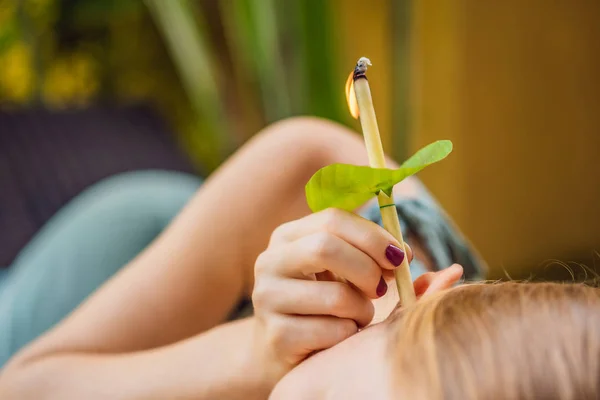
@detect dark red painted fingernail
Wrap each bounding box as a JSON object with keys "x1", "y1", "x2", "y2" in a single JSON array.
[
  {"x1": 376, "y1": 277, "x2": 388, "y2": 297},
  {"x1": 385, "y1": 244, "x2": 405, "y2": 266}
]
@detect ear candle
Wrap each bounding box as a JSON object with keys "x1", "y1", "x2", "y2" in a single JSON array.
[{"x1": 346, "y1": 57, "x2": 416, "y2": 306}]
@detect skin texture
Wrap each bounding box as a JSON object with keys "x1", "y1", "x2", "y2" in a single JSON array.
[
  {"x1": 270, "y1": 265, "x2": 464, "y2": 400},
  {"x1": 272, "y1": 322, "x2": 391, "y2": 400},
  {"x1": 0, "y1": 117, "x2": 446, "y2": 399}
]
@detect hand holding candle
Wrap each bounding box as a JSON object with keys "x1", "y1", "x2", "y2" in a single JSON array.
[
  {"x1": 347, "y1": 57, "x2": 415, "y2": 305},
  {"x1": 305, "y1": 57, "x2": 453, "y2": 307}
]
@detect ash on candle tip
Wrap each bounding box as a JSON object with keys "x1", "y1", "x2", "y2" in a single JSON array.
[
  {"x1": 357, "y1": 57, "x2": 371, "y2": 70},
  {"x1": 353, "y1": 57, "x2": 372, "y2": 80}
]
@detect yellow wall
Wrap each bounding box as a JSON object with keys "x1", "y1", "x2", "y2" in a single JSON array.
[
  {"x1": 335, "y1": 0, "x2": 394, "y2": 150},
  {"x1": 412, "y1": 0, "x2": 600, "y2": 277}
]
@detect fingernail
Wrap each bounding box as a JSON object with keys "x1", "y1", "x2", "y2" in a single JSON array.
[
  {"x1": 376, "y1": 277, "x2": 388, "y2": 297},
  {"x1": 385, "y1": 244, "x2": 405, "y2": 266}
]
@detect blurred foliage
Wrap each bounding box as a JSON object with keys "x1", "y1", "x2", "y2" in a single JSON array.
[{"x1": 0, "y1": 0, "x2": 410, "y2": 171}]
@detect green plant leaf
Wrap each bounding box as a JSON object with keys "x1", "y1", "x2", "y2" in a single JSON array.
[
  {"x1": 145, "y1": 0, "x2": 229, "y2": 170},
  {"x1": 305, "y1": 140, "x2": 453, "y2": 212}
]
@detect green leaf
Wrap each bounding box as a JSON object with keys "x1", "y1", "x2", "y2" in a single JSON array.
[
  {"x1": 305, "y1": 140, "x2": 453, "y2": 212},
  {"x1": 145, "y1": 0, "x2": 230, "y2": 170},
  {"x1": 220, "y1": 0, "x2": 291, "y2": 123}
]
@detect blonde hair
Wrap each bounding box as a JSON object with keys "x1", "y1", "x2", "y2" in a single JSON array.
[{"x1": 390, "y1": 282, "x2": 600, "y2": 399}]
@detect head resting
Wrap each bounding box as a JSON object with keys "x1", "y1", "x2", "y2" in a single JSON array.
[{"x1": 391, "y1": 282, "x2": 600, "y2": 399}]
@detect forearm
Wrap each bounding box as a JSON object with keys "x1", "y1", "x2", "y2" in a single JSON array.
[{"x1": 0, "y1": 318, "x2": 268, "y2": 400}]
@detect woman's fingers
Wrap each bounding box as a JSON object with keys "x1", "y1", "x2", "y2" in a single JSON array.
[
  {"x1": 264, "y1": 314, "x2": 358, "y2": 362},
  {"x1": 270, "y1": 208, "x2": 407, "y2": 271},
  {"x1": 252, "y1": 209, "x2": 421, "y2": 378},
  {"x1": 256, "y1": 232, "x2": 385, "y2": 299},
  {"x1": 382, "y1": 243, "x2": 414, "y2": 281},
  {"x1": 252, "y1": 209, "x2": 422, "y2": 386},
  {"x1": 253, "y1": 278, "x2": 375, "y2": 327}
]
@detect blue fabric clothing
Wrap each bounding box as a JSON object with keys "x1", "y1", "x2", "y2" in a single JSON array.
[{"x1": 0, "y1": 171, "x2": 202, "y2": 366}]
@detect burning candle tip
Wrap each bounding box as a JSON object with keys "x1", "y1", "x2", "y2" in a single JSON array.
[
  {"x1": 354, "y1": 57, "x2": 372, "y2": 79},
  {"x1": 357, "y1": 57, "x2": 372, "y2": 69}
]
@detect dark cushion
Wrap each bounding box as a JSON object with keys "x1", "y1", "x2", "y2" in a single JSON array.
[{"x1": 0, "y1": 105, "x2": 198, "y2": 267}]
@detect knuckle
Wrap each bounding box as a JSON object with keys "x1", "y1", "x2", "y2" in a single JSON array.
[
  {"x1": 319, "y1": 208, "x2": 344, "y2": 230},
  {"x1": 307, "y1": 232, "x2": 338, "y2": 260},
  {"x1": 265, "y1": 317, "x2": 289, "y2": 350},
  {"x1": 251, "y1": 281, "x2": 269, "y2": 309},
  {"x1": 270, "y1": 222, "x2": 293, "y2": 244},
  {"x1": 254, "y1": 251, "x2": 271, "y2": 275}
]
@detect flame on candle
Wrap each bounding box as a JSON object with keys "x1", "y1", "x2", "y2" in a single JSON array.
[{"x1": 345, "y1": 71, "x2": 360, "y2": 119}]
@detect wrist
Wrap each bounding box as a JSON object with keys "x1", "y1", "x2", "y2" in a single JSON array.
[
  {"x1": 245, "y1": 317, "x2": 293, "y2": 399},
  {"x1": 137, "y1": 317, "x2": 276, "y2": 400},
  {"x1": 238, "y1": 318, "x2": 274, "y2": 399}
]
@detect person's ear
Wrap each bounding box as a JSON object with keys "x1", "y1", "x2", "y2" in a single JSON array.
[{"x1": 413, "y1": 264, "x2": 463, "y2": 299}]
